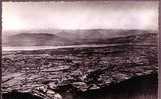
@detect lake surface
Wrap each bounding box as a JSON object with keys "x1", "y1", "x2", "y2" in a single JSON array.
[{"x1": 2, "y1": 44, "x2": 120, "y2": 51}]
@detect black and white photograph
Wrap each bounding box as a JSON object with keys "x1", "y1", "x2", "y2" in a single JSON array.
[{"x1": 1, "y1": 1, "x2": 159, "y2": 99}]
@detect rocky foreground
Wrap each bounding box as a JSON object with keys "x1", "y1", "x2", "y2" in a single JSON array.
[{"x1": 2, "y1": 33, "x2": 158, "y2": 99}]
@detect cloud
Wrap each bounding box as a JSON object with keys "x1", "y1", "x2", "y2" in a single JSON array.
[{"x1": 2, "y1": 1, "x2": 159, "y2": 32}]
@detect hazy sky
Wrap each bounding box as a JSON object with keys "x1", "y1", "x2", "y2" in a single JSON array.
[{"x1": 2, "y1": 1, "x2": 159, "y2": 32}]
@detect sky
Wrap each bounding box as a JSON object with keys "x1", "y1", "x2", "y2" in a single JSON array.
[{"x1": 2, "y1": 1, "x2": 159, "y2": 33}]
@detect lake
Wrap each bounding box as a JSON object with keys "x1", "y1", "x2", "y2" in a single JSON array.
[{"x1": 2, "y1": 44, "x2": 121, "y2": 51}]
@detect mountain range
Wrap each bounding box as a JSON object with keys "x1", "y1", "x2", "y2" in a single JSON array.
[{"x1": 2, "y1": 29, "x2": 158, "y2": 46}]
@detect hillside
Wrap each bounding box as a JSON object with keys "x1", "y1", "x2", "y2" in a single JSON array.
[
  {"x1": 2, "y1": 30, "x2": 158, "y2": 99},
  {"x1": 3, "y1": 33, "x2": 71, "y2": 46},
  {"x1": 2, "y1": 29, "x2": 158, "y2": 47}
]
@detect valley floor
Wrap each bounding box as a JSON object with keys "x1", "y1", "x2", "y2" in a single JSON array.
[{"x1": 2, "y1": 44, "x2": 158, "y2": 99}]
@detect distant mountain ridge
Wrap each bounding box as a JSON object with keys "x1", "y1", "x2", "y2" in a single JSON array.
[
  {"x1": 2, "y1": 29, "x2": 158, "y2": 47},
  {"x1": 3, "y1": 33, "x2": 71, "y2": 46}
]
